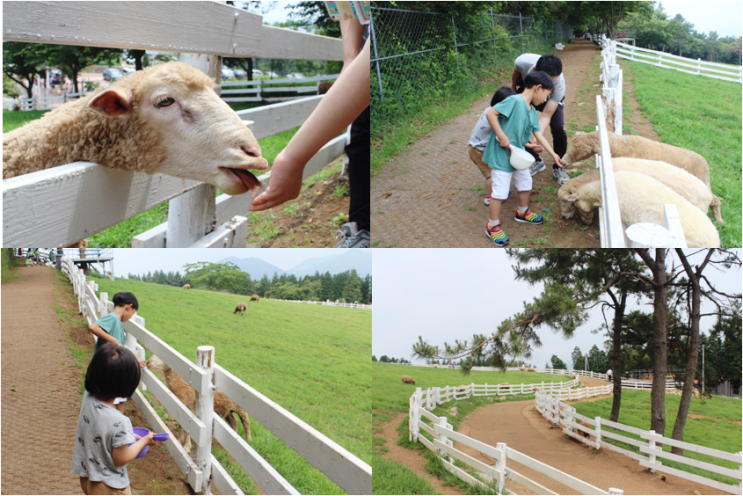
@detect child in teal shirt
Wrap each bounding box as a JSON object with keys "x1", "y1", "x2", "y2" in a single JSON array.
[{"x1": 482, "y1": 71, "x2": 565, "y2": 246}]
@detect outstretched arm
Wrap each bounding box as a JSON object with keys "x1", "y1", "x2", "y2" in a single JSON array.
[{"x1": 533, "y1": 130, "x2": 564, "y2": 167}]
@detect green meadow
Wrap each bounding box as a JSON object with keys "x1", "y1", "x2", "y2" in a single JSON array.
[
  {"x1": 622, "y1": 60, "x2": 742, "y2": 247},
  {"x1": 573, "y1": 389, "x2": 742, "y2": 487},
  {"x1": 372, "y1": 362, "x2": 572, "y2": 494},
  {"x1": 91, "y1": 276, "x2": 371, "y2": 495}
]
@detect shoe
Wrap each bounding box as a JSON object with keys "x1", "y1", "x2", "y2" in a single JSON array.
[
  {"x1": 485, "y1": 222, "x2": 509, "y2": 246},
  {"x1": 515, "y1": 208, "x2": 543, "y2": 224},
  {"x1": 553, "y1": 167, "x2": 570, "y2": 185},
  {"x1": 484, "y1": 196, "x2": 491, "y2": 206},
  {"x1": 334, "y1": 222, "x2": 370, "y2": 248},
  {"x1": 529, "y1": 159, "x2": 546, "y2": 176}
]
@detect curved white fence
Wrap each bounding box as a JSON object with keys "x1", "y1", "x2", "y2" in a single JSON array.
[
  {"x1": 3, "y1": 1, "x2": 347, "y2": 248},
  {"x1": 61, "y1": 258, "x2": 371, "y2": 495},
  {"x1": 536, "y1": 391, "x2": 742, "y2": 494}
]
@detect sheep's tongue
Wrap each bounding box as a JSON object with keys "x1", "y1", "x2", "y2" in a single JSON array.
[{"x1": 231, "y1": 169, "x2": 262, "y2": 192}]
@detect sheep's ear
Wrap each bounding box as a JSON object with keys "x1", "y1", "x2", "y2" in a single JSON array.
[{"x1": 89, "y1": 88, "x2": 132, "y2": 117}]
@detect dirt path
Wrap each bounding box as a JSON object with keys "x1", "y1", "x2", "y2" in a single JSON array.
[
  {"x1": 2, "y1": 266, "x2": 83, "y2": 494},
  {"x1": 456, "y1": 377, "x2": 726, "y2": 495},
  {"x1": 372, "y1": 38, "x2": 656, "y2": 248},
  {"x1": 378, "y1": 412, "x2": 465, "y2": 495}
]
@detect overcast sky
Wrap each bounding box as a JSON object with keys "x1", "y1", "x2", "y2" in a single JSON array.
[
  {"x1": 659, "y1": 1, "x2": 742, "y2": 38},
  {"x1": 372, "y1": 249, "x2": 742, "y2": 369},
  {"x1": 110, "y1": 248, "x2": 349, "y2": 278}
]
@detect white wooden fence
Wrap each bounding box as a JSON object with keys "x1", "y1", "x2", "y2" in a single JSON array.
[
  {"x1": 3, "y1": 1, "x2": 348, "y2": 248},
  {"x1": 409, "y1": 387, "x2": 623, "y2": 495},
  {"x1": 61, "y1": 258, "x2": 371, "y2": 495},
  {"x1": 615, "y1": 41, "x2": 743, "y2": 84},
  {"x1": 536, "y1": 391, "x2": 742, "y2": 494},
  {"x1": 268, "y1": 298, "x2": 372, "y2": 309}
]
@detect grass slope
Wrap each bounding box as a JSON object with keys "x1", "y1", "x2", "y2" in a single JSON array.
[
  {"x1": 92, "y1": 276, "x2": 371, "y2": 495},
  {"x1": 622, "y1": 61, "x2": 742, "y2": 247},
  {"x1": 574, "y1": 389, "x2": 742, "y2": 486}
]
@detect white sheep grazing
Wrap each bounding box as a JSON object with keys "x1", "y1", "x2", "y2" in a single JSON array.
[
  {"x1": 566, "y1": 171, "x2": 720, "y2": 248},
  {"x1": 559, "y1": 157, "x2": 720, "y2": 223},
  {"x1": 3, "y1": 62, "x2": 267, "y2": 196},
  {"x1": 233, "y1": 302, "x2": 247, "y2": 315},
  {"x1": 145, "y1": 355, "x2": 251, "y2": 453}
]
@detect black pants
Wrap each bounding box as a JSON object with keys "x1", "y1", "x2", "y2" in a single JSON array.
[{"x1": 346, "y1": 106, "x2": 370, "y2": 232}]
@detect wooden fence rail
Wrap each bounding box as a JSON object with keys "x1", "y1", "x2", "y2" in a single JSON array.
[
  {"x1": 3, "y1": 1, "x2": 347, "y2": 248},
  {"x1": 61, "y1": 258, "x2": 372, "y2": 495},
  {"x1": 536, "y1": 391, "x2": 742, "y2": 494}
]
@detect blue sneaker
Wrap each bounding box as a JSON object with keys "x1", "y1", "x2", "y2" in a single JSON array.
[
  {"x1": 486, "y1": 223, "x2": 509, "y2": 246},
  {"x1": 514, "y1": 208, "x2": 543, "y2": 224}
]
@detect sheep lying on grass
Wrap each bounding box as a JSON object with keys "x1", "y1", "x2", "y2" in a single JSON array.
[
  {"x1": 233, "y1": 302, "x2": 247, "y2": 316},
  {"x1": 3, "y1": 62, "x2": 268, "y2": 196},
  {"x1": 146, "y1": 355, "x2": 251, "y2": 453},
  {"x1": 249, "y1": 294, "x2": 260, "y2": 302},
  {"x1": 559, "y1": 157, "x2": 721, "y2": 223},
  {"x1": 561, "y1": 131, "x2": 722, "y2": 221},
  {"x1": 566, "y1": 171, "x2": 720, "y2": 247},
  {"x1": 182, "y1": 284, "x2": 190, "y2": 289},
  {"x1": 401, "y1": 376, "x2": 416, "y2": 385}
]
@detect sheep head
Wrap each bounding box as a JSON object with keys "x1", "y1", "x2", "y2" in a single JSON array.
[
  {"x1": 561, "y1": 131, "x2": 600, "y2": 166},
  {"x1": 145, "y1": 354, "x2": 168, "y2": 373},
  {"x1": 568, "y1": 181, "x2": 602, "y2": 225},
  {"x1": 87, "y1": 62, "x2": 267, "y2": 196}
]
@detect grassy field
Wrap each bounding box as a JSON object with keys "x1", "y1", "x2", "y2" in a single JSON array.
[
  {"x1": 372, "y1": 362, "x2": 572, "y2": 495},
  {"x1": 91, "y1": 276, "x2": 371, "y2": 495},
  {"x1": 622, "y1": 60, "x2": 742, "y2": 247},
  {"x1": 573, "y1": 389, "x2": 742, "y2": 487}
]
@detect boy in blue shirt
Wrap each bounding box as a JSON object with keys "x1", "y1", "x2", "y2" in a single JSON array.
[
  {"x1": 482, "y1": 71, "x2": 565, "y2": 246},
  {"x1": 88, "y1": 292, "x2": 145, "y2": 412}
]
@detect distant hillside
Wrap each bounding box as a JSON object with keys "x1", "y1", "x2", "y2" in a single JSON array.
[{"x1": 219, "y1": 249, "x2": 371, "y2": 279}]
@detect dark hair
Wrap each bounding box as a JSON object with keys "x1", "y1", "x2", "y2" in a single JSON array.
[
  {"x1": 490, "y1": 86, "x2": 517, "y2": 107},
  {"x1": 113, "y1": 292, "x2": 138, "y2": 310},
  {"x1": 535, "y1": 54, "x2": 562, "y2": 76},
  {"x1": 85, "y1": 343, "x2": 141, "y2": 401},
  {"x1": 524, "y1": 71, "x2": 554, "y2": 91}
]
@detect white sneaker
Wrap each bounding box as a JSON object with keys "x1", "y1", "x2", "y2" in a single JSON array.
[
  {"x1": 553, "y1": 167, "x2": 570, "y2": 185},
  {"x1": 529, "y1": 159, "x2": 546, "y2": 176}
]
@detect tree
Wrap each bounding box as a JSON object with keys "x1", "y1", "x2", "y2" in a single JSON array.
[
  {"x1": 571, "y1": 346, "x2": 585, "y2": 370},
  {"x1": 587, "y1": 344, "x2": 610, "y2": 373},
  {"x1": 372, "y1": 355, "x2": 378, "y2": 362},
  {"x1": 183, "y1": 262, "x2": 249, "y2": 294},
  {"x1": 42, "y1": 45, "x2": 122, "y2": 94},
  {"x1": 3, "y1": 42, "x2": 47, "y2": 98},
  {"x1": 549, "y1": 355, "x2": 568, "y2": 370}
]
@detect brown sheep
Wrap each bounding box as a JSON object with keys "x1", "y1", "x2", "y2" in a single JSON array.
[
  {"x1": 233, "y1": 302, "x2": 247, "y2": 316},
  {"x1": 318, "y1": 81, "x2": 334, "y2": 95},
  {"x1": 146, "y1": 355, "x2": 251, "y2": 453},
  {"x1": 527, "y1": 368, "x2": 536, "y2": 372},
  {"x1": 249, "y1": 294, "x2": 260, "y2": 302},
  {"x1": 500, "y1": 382, "x2": 510, "y2": 390},
  {"x1": 401, "y1": 376, "x2": 416, "y2": 385},
  {"x1": 182, "y1": 284, "x2": 191, "y2": 289}
]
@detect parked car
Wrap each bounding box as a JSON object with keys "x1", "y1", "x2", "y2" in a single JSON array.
[
  {"x1": 266, "y1": 71, "x2": 278, "y2": 78},
  {"x1": 232, "y1": 68, "x2": 246, "y2": 79},
  {"x1": 252, "y1": 69, "x2": 263, "y2": 76},
  {"x1": 286, "y1": 73, "x2": 305, "y2": 79},
  {"x1": 121, "y1": 67, "x2": 136, "y2": 75},
  {"x1": 102, "y1": 68, "x2": 124, "y2": 81},
  {"x1": 221, "y1": 67, "x2": 235, "y2": 81},
  {"x1": 49, "y1": 69, "x2": 63, "y2": 87}
]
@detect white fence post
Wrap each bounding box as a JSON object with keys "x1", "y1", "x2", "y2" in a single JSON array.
[
  {"x1": 595, "y1": 416, "x2": 601, "y2": 450},
  {"x1": 648, "y1": 430, "x2": 657, "y2": 472},
  {"x1": 195, "y1": 346, "x2": 216, "y2": 495},
  {"x1": 495, "y1": 442, "x2": 507, "y2": 494},
  {"x1": 99, "y1": 292, "x2": 109, "y2": 316},
  {"x1": 609, "y1": 488, "x2": 624, "y2": 495}
]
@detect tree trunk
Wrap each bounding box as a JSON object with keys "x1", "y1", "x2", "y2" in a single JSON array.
[
  {"x1": 649, "y1": 249, "x2": 668, "y2": 437},
  {"x1": 670, "y1": 249, "x2": 707, "y2": 456},
  {"x1": 609, "y1": 289, "x2": 628, "y2": 422}
]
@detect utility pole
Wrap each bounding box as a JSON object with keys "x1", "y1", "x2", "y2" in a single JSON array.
[{"x1": 702, "y1": 345, "x2": 705, "y2": 394}]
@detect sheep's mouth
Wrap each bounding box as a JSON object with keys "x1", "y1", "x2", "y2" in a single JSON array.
[{"x1": 220, "y1": 167, "x2": 263, "y2": 193}]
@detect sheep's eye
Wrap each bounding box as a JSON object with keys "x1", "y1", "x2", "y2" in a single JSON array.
[{"x1": 155, "y1": 97, "x2": 175, "y2": 108}]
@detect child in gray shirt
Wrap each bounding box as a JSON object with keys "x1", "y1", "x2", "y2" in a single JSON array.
[{"x1": 72, "y1": 343, "x2": 158, "y2": 494}]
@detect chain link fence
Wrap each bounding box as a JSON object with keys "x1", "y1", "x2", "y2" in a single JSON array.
[{"x1": 370, "y1": 7, "x2": 572, "y2": 120}]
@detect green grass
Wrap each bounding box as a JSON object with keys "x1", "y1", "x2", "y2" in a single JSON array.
[
  {"x1": 574, "y1": 389, "x2": 742, "y2": 487},
  {"x1": 622, "y1": 60, "x2": 742, "y2": 247},
  {"x1": 372, "y1": 362, "x2": 572, "y2": 494},
  {"x1": 1, "y1": 249, "x2": 22, "y2": 283},
  {"x1": 91, "y1": 276, "x2": 371, "y2": 495},
  {"x1": 3, "y1": 109, "x2": 49, "y2": 133}
]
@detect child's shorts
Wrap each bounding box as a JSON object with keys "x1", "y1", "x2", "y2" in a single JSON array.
[
  {"x1": 80, "y1": 477, "x2": 132, "y2": 495},
  {"x1": 467, "y1": 146, "x2": 491, "y2": 179},
  {"x1": 491, "y1": 168, "x2": 532, "y2": 200}
]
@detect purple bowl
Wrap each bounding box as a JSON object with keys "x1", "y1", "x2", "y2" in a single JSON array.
[{"x1": 129, "y1": 427, "x2": 169, "y2": 459}]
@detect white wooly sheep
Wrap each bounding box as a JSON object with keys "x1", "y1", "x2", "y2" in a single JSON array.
[
  {"x1": 559, "y1": 158, "x2": 718, "y2": 222},
  {"x1": 567, "y1": 171, "x2": 720, "y2": 248},
  {"x1": 3, "y1": 62, "x2": 267, "y2": 196},
  {"x1": 561, "y1": 131, "x2": 721, "y2": 220}
]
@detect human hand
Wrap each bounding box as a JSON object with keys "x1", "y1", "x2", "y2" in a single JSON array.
[
  {"x1": 553, "y1": 154, "x2": 565, "y2": 168},
  {"x1": 134, "y1": 432, "x2": 157, "y2": 446},
  {"x1": 248, "y1": 150, "x2": 305, "y2": 212},
  {"x1": 499, "y1": 137, "x2": 510, "y2": 149},
  {"x1": 525, "y1": 139, "x2": 543, "y2": 153},
  {"x1": 138, "y1": 358, "x2": 146, "y2": 368}
]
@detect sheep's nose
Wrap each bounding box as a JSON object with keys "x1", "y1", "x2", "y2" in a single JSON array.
[{"x1": 242, "y1": 146, "x2": 262, "y2": 158}]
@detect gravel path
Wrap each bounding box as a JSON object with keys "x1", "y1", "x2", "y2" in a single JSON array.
[{"x1": 2, "y1": 266, "x2": 82, "y2": 495}]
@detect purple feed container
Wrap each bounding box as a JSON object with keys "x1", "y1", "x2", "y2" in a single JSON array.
[{"x1": 128, "y1": 428, "x2": 169, "y2": 459}]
